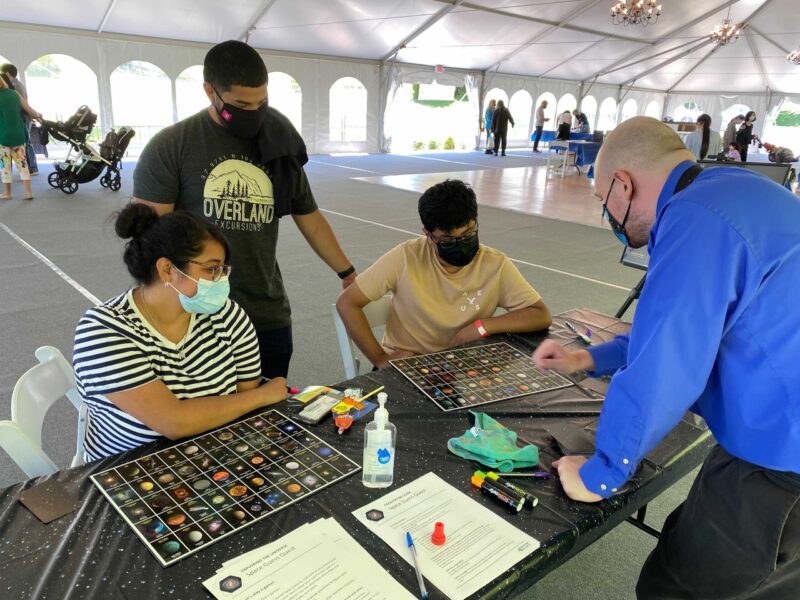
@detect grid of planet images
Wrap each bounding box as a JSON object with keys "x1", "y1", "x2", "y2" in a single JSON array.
[
  {"x1": 91, "y1": 410, "x2": 359, "y2": 567},
  {"x1": 391, "y1": 342, "x2": 573, "y2": 411}
]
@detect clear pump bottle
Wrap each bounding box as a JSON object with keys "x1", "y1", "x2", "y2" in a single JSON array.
[{"x1": 362, "y1": 392, "x2": 396, "y2": 488}]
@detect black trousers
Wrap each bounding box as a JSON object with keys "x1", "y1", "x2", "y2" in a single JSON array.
[
  {"x1": 494, "y1": 132, "x2": 507, "y2": 155},
  {"x1": 637, "y1": 445, "x2": 800, "y2": 599},
  {"x1": 255, "y1": 325, "x2": 293, "y2": 379},
  {"x1": 533, "y1": 125, "x2": 544, "y2": 150}
]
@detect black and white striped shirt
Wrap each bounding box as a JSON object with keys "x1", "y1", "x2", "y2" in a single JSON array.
[{"x1": 73, "y1": 290, "x2": 261, "y2": 462}]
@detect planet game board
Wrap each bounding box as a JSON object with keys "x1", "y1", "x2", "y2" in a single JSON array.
[
  {"x1": 390, "y1": 342, "x2": 573, "y2": 411},
  {"x1": 90, "y1": 410, "x2": 359, "y2": 567}
]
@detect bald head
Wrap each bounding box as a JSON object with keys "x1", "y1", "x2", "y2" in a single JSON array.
[
  {"x1": 594, "y1": 117, "x2": 695, "y2": 249},
  {"x1": 596, "y1": 117, "x2": 693, "y2": 182}
]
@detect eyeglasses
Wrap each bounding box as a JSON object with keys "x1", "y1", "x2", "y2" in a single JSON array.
[
  {"x1": 430, "y1": 226, "x2": 479, "y2": 249},
  {"x1": 187, "y1": 260, "x2": 233, "y2": 282},
  {"x1": 601, "y1": 179, "x2": 631, "y2": 246}
]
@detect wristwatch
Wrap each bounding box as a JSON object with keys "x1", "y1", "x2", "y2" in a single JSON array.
[
  {"x1": 337, "y1": 265, "x2": 355, "y2": 280},
  {"x1": 475, "y1": 319, "x2": 490, "y2": 338}
]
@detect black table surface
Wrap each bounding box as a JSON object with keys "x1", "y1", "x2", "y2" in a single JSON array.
[{"x1": 0, "y1": 309, "x2": 714, "y2": 600}]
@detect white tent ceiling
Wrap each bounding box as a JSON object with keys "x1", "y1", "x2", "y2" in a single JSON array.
[{"x1": 2, "y1": 0, "x2": 799, "y2": 94}]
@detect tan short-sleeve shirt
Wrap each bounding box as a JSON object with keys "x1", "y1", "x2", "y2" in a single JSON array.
[{"x1": 355, "y1": 237, "x2": 541, "y2": 354}]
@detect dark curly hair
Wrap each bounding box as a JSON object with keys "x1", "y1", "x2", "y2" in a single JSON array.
[
  {"x1": 418, "y1": 179, "x2": 478, "y2": 233},
  {"x1": 114, "y1": 204, "x2": 230, "y2": 285}
]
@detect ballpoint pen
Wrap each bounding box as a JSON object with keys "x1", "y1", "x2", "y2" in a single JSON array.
[
  {"x1": 406, "y1": 531, "x2": 429, "y2": 600},
  {"x1": 564, "y1": 320, "x2": 592, "y2": 345},
  {"x1": 502, "y1": 471, "x2": 552, "y2": 479}
]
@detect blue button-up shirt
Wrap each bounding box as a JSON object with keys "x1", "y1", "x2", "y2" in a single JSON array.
[{"x1": 581, "y1": 160, "x2": 800, "y2": 497}]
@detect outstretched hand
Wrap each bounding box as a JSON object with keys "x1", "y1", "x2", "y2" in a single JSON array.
[
  {"x1": 552, "y1": 456, "x2": 603, "y2": 503},
  {"x1": 531, "y1": 339, "x2": 593, "y2": 374}
]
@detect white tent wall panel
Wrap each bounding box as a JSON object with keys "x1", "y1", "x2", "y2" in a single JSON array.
[
  {"x1": 303, "y1": 60, "x2": 381, "y2": 155},
  {"x1": 0, "y1": 23, "x2": 381, "y2": 154},
  {"x1": 0, "y1": 24, "x2": 209, "y2": 132},
  {"x1": 0, "y1": 20, "x2": 786, "y2": 154},
  {"x1": 665, "y1": 92, "x2": 770, "y2": 138},
  {"x1": 2, "y1": 0, "x2": 798, "y2": 94}
]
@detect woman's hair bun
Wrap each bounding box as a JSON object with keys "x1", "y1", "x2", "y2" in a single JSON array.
[{"x1": 115, "y1": 203, "x2": 159, "y2": 240}]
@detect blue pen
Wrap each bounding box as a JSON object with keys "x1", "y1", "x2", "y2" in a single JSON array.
[{"x1": 406, "y1": 531, "x2": 429, "y2": 600}]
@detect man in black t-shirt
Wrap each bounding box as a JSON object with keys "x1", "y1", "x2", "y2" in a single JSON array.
[
  {"x1": 133, "y1": 41, "x2": 356, "y2": 379},
  {"x1": 572, "y1": 109, "x2": 590, "y2": 133}
]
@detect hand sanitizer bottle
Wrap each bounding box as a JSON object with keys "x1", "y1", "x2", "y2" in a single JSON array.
[{"x1": 362, "y1": 392, "x2": 396, "y2": 488}]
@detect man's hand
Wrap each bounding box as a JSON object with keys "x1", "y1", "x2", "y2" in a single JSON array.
[
  {"x1": 373, "y1": 349, "x2": 416, "y2": 369},
  {"x1": 552, "y1": 456, "x2": 603, "y2": 503},
  {"x1": 532, "y1": 339, "x2": 594, "y2": 374},
  {"x1": 447, "y1": 322, "x2": 482, "y2": 348},
  {"x1": 341, "y1": 271, "x2": 357, "y2": 289}
]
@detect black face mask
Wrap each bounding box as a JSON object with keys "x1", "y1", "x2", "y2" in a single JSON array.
[
  {"x1": 435, "y1": 233, "x2": 480, "y2": 267},
  {"x1": 213, "y1": 88, "x2": 267, "y2": 139}
]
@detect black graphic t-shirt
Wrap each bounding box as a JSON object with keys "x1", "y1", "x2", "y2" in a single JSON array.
[{"x1": 133, "y1": 109, "x2": 318, "y2": 331}]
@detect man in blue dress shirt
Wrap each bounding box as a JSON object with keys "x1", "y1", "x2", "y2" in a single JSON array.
[{"x1": 534, "y1": 117, "x2": 800, "y2": 598}]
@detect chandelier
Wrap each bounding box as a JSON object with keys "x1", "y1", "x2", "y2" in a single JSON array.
[
  {"x1": 711, "y1": 1, "x2": 741, "y2": 46},
  {"x1": 788, "y1": 49, "x2": 800, "y2": 65},
  {"x1": 710, "y1": 18, "x2": 741, "y2": 45},
  {"x1": 611, "y1": 0, "x2": 661, "y2": 26}
]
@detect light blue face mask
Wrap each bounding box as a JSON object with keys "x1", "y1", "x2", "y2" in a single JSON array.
[{"x1": 170, "y1": 268, "x2": 230, "y2": 314}]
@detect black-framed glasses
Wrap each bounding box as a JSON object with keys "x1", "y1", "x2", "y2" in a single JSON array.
[
  {"x1": 187, "y1": 260, "x2": 233, "y2": 282},
  {"x1": 601, "y1": 179, "x2": 631, "y2": 245},
  {"x1": 430, "y1": 226, "x2": 479, "y2": 249}
]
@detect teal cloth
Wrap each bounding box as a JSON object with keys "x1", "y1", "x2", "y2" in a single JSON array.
[{"x1": 447, "y1": 412, "x2": 539, "y2": 473}]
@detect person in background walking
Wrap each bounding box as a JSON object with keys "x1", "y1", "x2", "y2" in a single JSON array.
[
  {"x1": 532, "y1": 100, "x2": 549, "y2": 153},
  {"x1": 0, "y1": 73, "x2": 42, "y2": 200},
  {"x1": 0, "y1": 64, "x2": 38, "y2": 176},
  {"x1": 484, "y1": 99, "x2": 495, "y2": 149},
  {"x1": 491, "y1": 100, "x2": 514, "y2": 157}
]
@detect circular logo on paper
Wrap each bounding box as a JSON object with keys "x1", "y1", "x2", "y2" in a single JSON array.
[
  {"x1": 377, "y1": 448, "x2": 391, "y2": 465},
  {"x1": 203, "y1": 159, "x2": 275, "y2": 232},
  {"x1": 219, "y1": 576, "x2": 242, "y2": 593},
  {"x1": 366, "y1": 509, "x2": 384, "y2": 522}
]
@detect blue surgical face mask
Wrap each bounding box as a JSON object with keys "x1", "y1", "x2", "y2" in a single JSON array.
[{"x1": 170, "y1": 268, "x2": 230, "y2": 314}]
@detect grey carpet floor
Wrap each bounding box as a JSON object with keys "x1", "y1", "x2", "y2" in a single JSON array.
[{"x1": 0, "y1": 150, "x2": 692, "y2": 599}]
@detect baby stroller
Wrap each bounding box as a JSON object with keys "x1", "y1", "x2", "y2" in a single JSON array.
[{"x1": 43, "y1": 106, "x2": 135, "y2": 194}]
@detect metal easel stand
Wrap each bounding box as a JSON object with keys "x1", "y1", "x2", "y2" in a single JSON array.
[{"x1": 615, "y1": 274, "x2": 647, "y2": 319}]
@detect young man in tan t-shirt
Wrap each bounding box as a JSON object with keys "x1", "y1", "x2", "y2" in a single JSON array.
[{"x1": 336, "y1": 179, "x2": 552, "y2": 368}]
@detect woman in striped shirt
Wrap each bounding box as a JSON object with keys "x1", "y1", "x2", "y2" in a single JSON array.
[{"x1": 73, "y1": 204, "x2": 287, "y2": 461}]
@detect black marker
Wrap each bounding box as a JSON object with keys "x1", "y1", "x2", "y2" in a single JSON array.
[
  {"x1": 471, "y1": 475, "x2": 525, "y2": 512},
  {"x1": 484, "y1": 471, "x2": 539, "y2": 508}
]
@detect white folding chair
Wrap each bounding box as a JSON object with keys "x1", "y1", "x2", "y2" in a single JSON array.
[
  {"x1": 332, "y1": 295, "x2": 393, "y2": 379},
  {"x1": 546, "y1": 141, "x2": 576, "y2": 179},
  {"x1": 0, "y1": 346, "x2": 87, "y2": 478}
]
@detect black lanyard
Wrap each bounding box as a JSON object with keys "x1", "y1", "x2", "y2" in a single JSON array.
[{"x1": 674, "y1": 163, "x2": 704, "y2": 194}]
